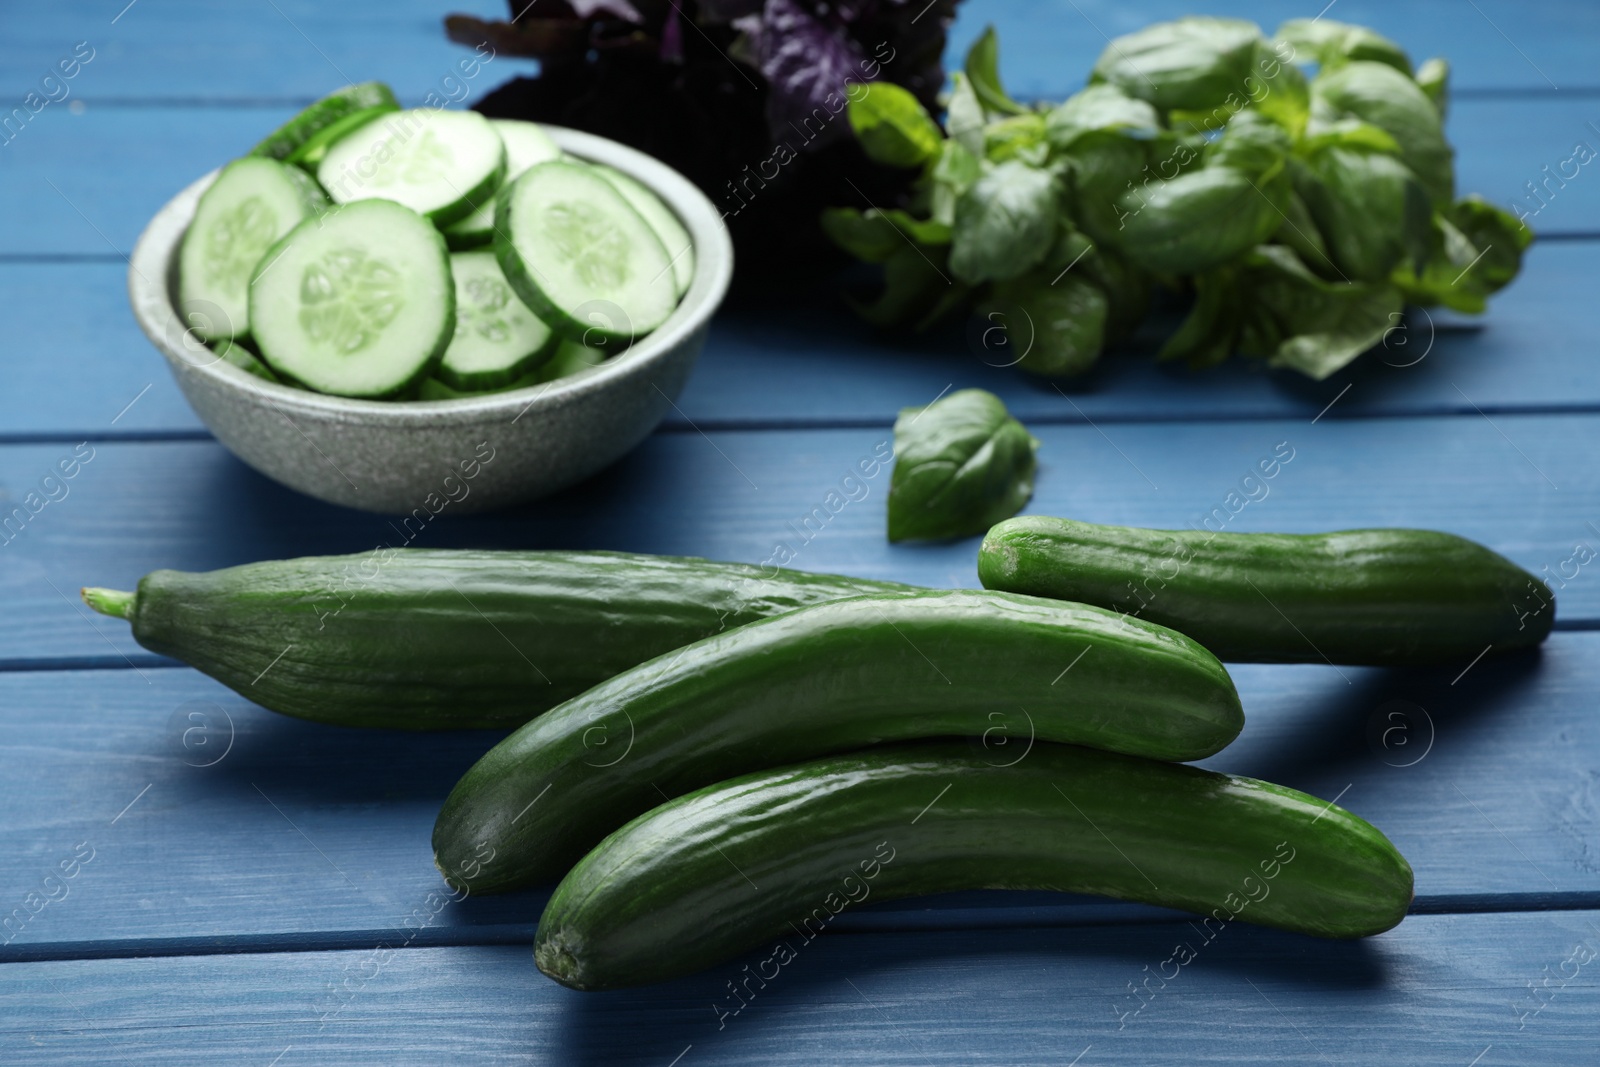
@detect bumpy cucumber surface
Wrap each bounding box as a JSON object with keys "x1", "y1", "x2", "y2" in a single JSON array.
[
  {"x1": 81, "y1": 550, "x2": 916, "y2": 729},
  {"x1": 980, "y1": 516, "x2": 1555, "y2": 665},
  {"x1": 434, "y1": 590, "x2": 1242, "y2": 891},
  {"x1": 534, "y1": 741, "x2": 1414, "y2": 989}
]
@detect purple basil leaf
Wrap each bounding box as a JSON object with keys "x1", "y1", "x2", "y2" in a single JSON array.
[{"x1": 758, "y1": 0, "x2": 872, "y2": 148}]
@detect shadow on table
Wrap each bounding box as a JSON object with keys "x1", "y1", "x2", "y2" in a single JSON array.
[{"x1": 541, "y1": 919, "x2": 1389, "y2": 1065}]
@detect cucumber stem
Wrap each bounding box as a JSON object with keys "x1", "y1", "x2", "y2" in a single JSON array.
[{"x1": 82, "y1": 587, "x2": 136, "y2": 620}]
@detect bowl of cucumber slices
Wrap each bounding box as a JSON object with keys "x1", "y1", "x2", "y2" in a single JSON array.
[{"x1": 129, "y1": 83, "x2": 732, "y2": 514}]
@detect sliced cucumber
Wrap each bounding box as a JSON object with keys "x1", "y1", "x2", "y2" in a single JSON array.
[
  {"x1": 496, "y1": 161, "x2": 678, "y2": 343},
  {"x1": 251, "y1": 82, "x2": 399, "y2": 161},
  {"x1": 593, "y1": 164, "x2": 694, "y2": 296},
  {"x1": 531, "y1": 337, "x2": 609, "y2": 382},
  {"x1": 317, "y1": 109, "x2": 504, "y2": 227},
  {"x1": 249, "y1": 199, "x2": 455, "y2": 398},
  {"x1": 416, "y1": 368, "x2": 544, "y2": 400},
  {"x1": 284, "y1": 104, "x2": 401, "y2": 169},
  {"x1": 441, "y1": 119, "x2": 563, "y2": 250},
  {"x1": 178, "y1": 157, "x2": 327, "y2": 341},
  {"x1": 439, "y1": 251, "x2": 559, "y2": 390},
  {"x1": 213, "y1": 337, "x2": 280, "y2": 383}
]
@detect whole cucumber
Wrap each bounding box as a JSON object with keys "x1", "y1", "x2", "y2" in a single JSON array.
[
  {"x1": 535, "y1": 741, "x2": 1414, "y2": 990},
  {"x1": 434, "y1": 590, "x2": 1243, "y2": 891},
  {"x1": 979, "y1": 516, "x2": 1554, "y2": 665},
  {"x1": 81, "y1": 550, "x2": 914, "y2": 729}
]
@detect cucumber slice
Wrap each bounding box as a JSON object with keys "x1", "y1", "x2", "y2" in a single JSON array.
[
  {"x1": 416, "y1": 367, "x2": 544, "y2": 400},
  {"x1": 441, "y1": 119, "x2": 562, "y2": 250},
  {"x1": 251, "y1": 82, "x2": 399, "y2": 161},
  {"x1": 248, "y1": 199, "x2": 455, "y2": 398},
  {"x1": 438, "y1": 251, "x2": 559, "y2": 390},
  {"x1": 531, "y1": 337, "x2": 609, "y2": 382},
  {"x1": 178, "y1": 157, "x2": 327, "y2": 341},
  {"x1": 213, "y1": 337, "x2": 280, "y2": 383},
  {"x1": 496, "y1": 161, "x2": 678, "y2": 343},
  {"x1": 592, "y1": 164, "x2": 694, "y2": 297},
  {"x1": 285, "y1": 104, "x2": 401, "y2": 169},
  {"x1": 316, "y1": 109, "x2": 504, "y2": 226}
]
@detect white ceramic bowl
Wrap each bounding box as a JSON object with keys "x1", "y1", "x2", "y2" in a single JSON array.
[{"x1": 128, "y1": 125, "x2": 733, "y2": 514}]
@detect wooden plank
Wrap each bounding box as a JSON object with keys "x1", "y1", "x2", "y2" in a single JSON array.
[
  {"x1": 0, "y1": 411, "x2": 1591, "y2": 662},
  {"x1": 5, "y1": 911, "x2": 1600, "y2": 1064},
  {"x1": 0, "y1": 0, "x2": 1592, "y2": 104},
  {"x1": 4, "y1": 97, "x2": 1593, "y2": 258},
  {"x1": 0, "y1": 627, "x2": 1595, "y2": 951},
  {"x1": 10, "y1": 240, "x2": 1600, "y2": 442}
]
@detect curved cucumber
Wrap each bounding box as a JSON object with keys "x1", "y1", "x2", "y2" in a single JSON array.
[
  {"x1": 251, "y1": 82, "x2": 399, "y2": 161},
  {"x1": 317, "y1": 109, "x2": 505, "y2": 226},
  {"x1": 434, "y1": 590, "x2": 1243, "y2": 891},
  {"x1": 535, "y1": 741, "x2": 1415, "y2": 989},
  {"x1": 439, "y1": 251, "x2": 558, "y2": 389},
  {"x1": 80, "y1": 550, "x2": 917, "y2": 729},
  {"x1": 177, "y1": 157, "x2": 326, "y2": 341},
  {"x1": 250, "y1": 199, "x2": 455, "y2": 398},
  {"x1": 496, "y1": 161, "x2": 678, "y2": 343},
  {"x1": 442, "y1": 119, "x2": 562, "y2": 249},
  {"x1": 212, "y1": 338, "x2": 279, "y2": 383},
  {"x1": 979, "y1": 516, "x2": 1555, "y2": 665}
]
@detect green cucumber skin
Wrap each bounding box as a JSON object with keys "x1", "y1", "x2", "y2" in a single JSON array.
[
  {"x1": 116, "y1": 550, "x2": 916, "y2": 730},
  {"x1": 535, "y1": 741, "x2": 1414, "y2": 990},
  {"x1": 250, "y1": 82, "x2": 400, "y2": 161},
  {"x1": 282, "y1": 103, "x2": 401, "y2": 168},
  {"x1": 979, "y1": 516, "x2": 1555, "y2": 665},
  {"x1": 434, "y1": 590, "x2": 1243, "y2": 892}
]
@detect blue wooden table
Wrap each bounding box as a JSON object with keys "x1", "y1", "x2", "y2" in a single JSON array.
[{"x1": 5, "y1": 1, "x2": 1599, "y2": 1062}]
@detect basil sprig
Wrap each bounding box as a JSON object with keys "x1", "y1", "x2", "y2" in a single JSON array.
[{"x1": 888, "y1": 389, "x2": 1038, "y2": 542}]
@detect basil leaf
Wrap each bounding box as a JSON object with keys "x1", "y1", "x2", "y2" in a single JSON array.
[
  {"x1": 1206, "y1": 110, "x2": 1292, "y2": 177},
  {"x1": 847, "y1": 244, "x2": 953, "y2": 328},
  {"x1": 1448, "y1": 195, "x2": 1533, "y2": 291},
  {"x1": 1062, "y1": 130, "x2": 1173, "y2": 245},
  {"x1": 949, "y1": 160, "x2": 1058, "y2": 284},
  {"x1": 1115, "y1": 166, "x2": 1288, "y2": 275},
  {"x1": 1391, "y1": 213, "x2": 1492, "y2": 314},
  {"x1": 965, "y1": 25, "x2": 1031, "y2": 117},
  {"x1": 1416, "y1": 57, "x2": 1450, "y2": 118},
  {"x1": 1077, "y1": 244, "x2": 1151, "y2": 344},
  {"x1": 1161, "y1": 268, "x2": 1241, "y2": 369},
  {"x1": 1273, "y1": 185, "x2": 1332, "y2": 276},
  {"x1": 1313, "y1": 61, "x2": 1453, "y2": 204},
  {"x1": 1275, "y1": 18, "x2": 1412, "y2": 76},
  {"x1": 981, "y1": 266, "x2": 1109, "y2": 377},
  {"x1": 929, "y1": 139, "x2": 983, "y2": 226},
  {"x1": 888, "y1": 389, "x2": 1038, "y2": 542},
  {"x1": 847, "y1": 81, "x2": 944, "y2": 169},
  {"x1": 1299, "y1": 118, "x2": 1401, "y2": 156},
  {"x1": 1294, "y1": 146, "x2": 1432, "y2": 282},
  {"x1": 946, "y1": 72, "x2": 987, "y2": 157},
  {"x1": 1044, "y1": 84, "x2": 1161, "y2": 151},
  {"x1": 1247, "y1": 39, "x2": 1310, "y2": 137},
  {"x1": 984, "y1": 113, "x2": 1048, "y2": 163},
  {"x1": 820, "y1": 207, "x2": 950, "y2": 263},
  {"x1": 1237, "y1": 245, "x2": 1403, "y2": 379},
  {"x1": 1091, "y1": 17, "x2": 1263, "y2": 112}
]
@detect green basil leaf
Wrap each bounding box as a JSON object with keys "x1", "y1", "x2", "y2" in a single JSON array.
[
  {"x1": 1391, "y1": 213, "x2": 1491, "y2": 314},
  {"x1": 1044, "y1": 85, "x2": 1161, "y2": 151},
  {"x1": 821, "y1": 207, "x2": 951, "y2": 263},
  {"x1": 1091, "y1": 17, "x2": 1264, "y2": 112},
  {"x1": 1114, "y1": 166, "x2": 1288, "y2": 275},
  {"x1": 847, "y1": 244, "x2": 954, "y2": 328},
  {"x1": 1077, "y1": 244, "x2": 1151, "y2": 344},
  {"x1": 889, "y1": 389, "x2": 1038, "y2": 541},
  {"x1": 1299, "y1": 117, "x2": 1401, "y2": 156},
  {"x1": 1313, "y1": 61, "x2": 1453, "y2": 204},
  {"x1": 1448, "y1": 195, "x2": 1533, "y2": 289},
  {"x1": 1275, "y1": 18, "x2": 1412, "y2": 76},
  {"x1": 1237, "y1": 245, "x2": 1403, "y2": 379},
  {"x1": 1206, "y1": 110, "x2": 1292, "y2": 178},
  {"x1": 1416, "y1": 57, "x2": 1450, "y2": 118},
  {"x1": 981, "y1": 267, "x2": 1110, "y2": 377},
  {"x1": 965, "y1": 24, "x2": 1031, "y2": 117},
  {"x1": 1246, "y1": 39, "x2": 1310, "y2": 137},
  {"x1": 1273, "y1": 184, "x2": 1332, "y2": 276},
  {"x1": 1294, "y1": 146, "x2": 1432, "y2": 282},
  {"x1": 848, "y1": 81, "x2": 944, "y2": 169},
  {"x1": 1061, "y1": 130, "x2": 1173, "y2": 246},
  {"x1": 984, "y1": 113, "x2": 1048, "y2": 163},
  {"x1": 1160, "y1": 268, "x2": 1241, "y2": 368},
  {"x1": 946, "y1": 72, "x2": 987, "y2": 157},
  {"x1": 949, "y1": 160, "x2": 1058, "y2": 284},
  {"x1": 929, "y1": 139, "x2": 984, "y2": 226}
]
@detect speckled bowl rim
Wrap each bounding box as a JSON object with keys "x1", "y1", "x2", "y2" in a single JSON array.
[{"x1": 128, "y1": 124, "x2": 734, "y2": 428}]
